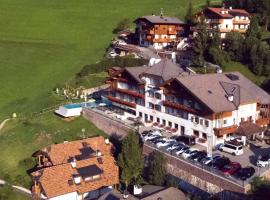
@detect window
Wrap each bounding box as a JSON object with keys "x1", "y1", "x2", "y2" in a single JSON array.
[
  {"x1": 156, "y1": 118, "x2": 160, "y2": 123},
  {"x1": 193, "y1": 130, "x2": 199, "y2": 137},
  {"x1": 148, "y1": 91, "x2": 154, "y2": 98},
  {"x1": 175, "y1": 124, "x2": 178, "y2": 129},
  {"x1": 223, "y1": 120, "x2": 227, "y2": 125},
  {"x1": 162, "y1": 119, "x2": 166, "y2": 125},
  {"x1": 233, "y1": 118, "x2": 236, "y2": 124},
  {"x1": 154, "y1": 93, "x2": 162, "y2": 99},
  {"x1": 150, "y1": 115, "x2": 153, "y2": 121},
  {"x1": 205, "y1": 120, "x2": 209, "y2": 127},
  {"x1": 155, "y1": 104, "x2": 161, "y2": 111},
  {"x1": 168, "y1": 121, "x2": 172, "y2": 127},
  {"x1": 200, "y1": 119, "x2": 203, "y2": 125},
  {"x1": 195, "y1": 117, "x2": 199, "y2": 124},
  {"x1": 202, "y1": 133, "x2": 207, "y2": 139},
  {"x1": 226, "y1": 24, "x2": 228, "y2": 28},
  {"x1": 145, "y1": 114, "x2": 148, "y2": 121},
  {"x1": 190, "y1": 116, "x2": 194, "y2": 122},
  {"x1": 139, "y1": 112, "x2": 142, "y2": 117},
  {"x1": 181, "y1": 126, "x2": 185, "y2": 135},
  {"x1": 149, "y1": 103, "x2": 154, "y2": 109}
]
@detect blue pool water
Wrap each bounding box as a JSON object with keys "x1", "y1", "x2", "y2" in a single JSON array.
[{"x1": 63, "y1": 98, "x2": 111, "y2": 109}]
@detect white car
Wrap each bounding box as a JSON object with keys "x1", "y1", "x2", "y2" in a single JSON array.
[
  {"x1": 143, "y1": 134, "x2": 160, "y2": 141},
  {"x1": 182, "y1": 149, "x2": 199, "y2": 159},
  {"x1": 257, "y1": 155, "x2": 270, "y2": 167},
  {"x1": 175, "y1": 146, "x2": 190, "y2": 156},
  {"x1": 166, "y1": 143, "x2": 184, "y2": 151},
  {"x1": 149, "y1": 129, "x2": 161, "y2": 135},
  {"x1": 156, "y1": 139, "x2": 176, "y2": 148}
]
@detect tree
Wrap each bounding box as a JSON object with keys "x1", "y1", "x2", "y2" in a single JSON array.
[
  {"x1": 206, "y1": 0, "x2": 211, "y2": 7},
  {"x1": 246, "y1": 17, "x2": 262, "y2": 39},
  {"x1": 224, "y1": 32, "x2": 244, "y2": 61},
  {"x1": 185, "y1": 1, "x2": 195, "y2": 26},
  {"x1": 249, "y1": 176, "x2": 270, "y2": 200},
  {"x1": 147, "y1": 151, "x2": 167, "y2": 186},
  {"x1": 193, "y1": 17, "x2": 209, "y2": 66},
  {"x1": 118, "y1": 132, "x2": 143, "y2": 189},
  {"x1": 113, "y1": 18, "x2": 131, "y2": 34}
]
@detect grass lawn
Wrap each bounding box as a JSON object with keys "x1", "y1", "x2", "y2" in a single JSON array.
[
  {"x1": 223, "y1": 61, "x2": 267, "y2": 85},
  {"x1": 0, "y1": 0, "x2": 218, "y2": 191},
  {"x1": 0, "y1": 186, "x2": 31, "y2": 200}
]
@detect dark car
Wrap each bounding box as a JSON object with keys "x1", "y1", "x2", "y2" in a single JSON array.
[
  {"x1": 177, "y1": 135, "x2": 196, "y2": 146},
  {"x1": 194, "y1": 151, "x2": 207, "y2": 162},
  {"x1": 189, "y1": 151, "x2": 206, "y2": 161},
  {"x1": 236, "y1": 166, "x2": 255, "y2": 180},
  {"x1": 212, "y1": 157, "x2": 231, "y2": 170},
  {"x1": 221, "y1": 162, "x2": 241, "y2": 176},
  {"x1": 141, "y1": 130, "x2": 151, "y2": 137}
]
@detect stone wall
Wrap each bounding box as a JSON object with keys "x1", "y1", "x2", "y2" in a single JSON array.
[
  {"x1": 143, "y1": 144, "x2": 251, "y2": 195},
  {"x1": 83, "y1": 108, "x2": 131, "y2": 140}
]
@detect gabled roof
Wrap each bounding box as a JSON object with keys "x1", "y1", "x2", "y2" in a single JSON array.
[
  {"x1": 206, "y1": 7, "x2": 249, "y2": 19},
  {"x1": 135, "y1": 15, "x2": 184, "y2": 25},
  {"x1": 143, "y1": 59, "x2": 189, "y2": 81},
  {"x1": 125, "y1": 66, "x2": 149, "y2": 83},
  {"x1": 175, "y1": 72, "x2": 270, "y2": 113}
]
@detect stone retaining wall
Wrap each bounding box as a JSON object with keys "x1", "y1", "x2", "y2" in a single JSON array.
[
  {"x1": 143, "y1": 144, "x2": 251, "y2": 195},
  {"x1": 83, "y1": 108, "x2": 131, "y2": 140}
]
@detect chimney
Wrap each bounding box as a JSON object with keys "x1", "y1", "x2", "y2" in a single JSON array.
[
  {"x1": 96, "y1": 150, "x2": 102, "y2": 157},
  {"x1": 73, "y1": 175, "x2": 81, "y2": 185},
  {"x1": 105, "y1": 138, "x2": 110, "y2": 145},
  {"x1": 71, "y1": 158, "x2": 76, "y2": 168},
  {"x1": 228, "y1": 95, "x2": 234, "y2": 102}
]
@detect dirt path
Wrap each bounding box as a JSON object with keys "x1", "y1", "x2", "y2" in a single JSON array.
[{"x1": 0, "y1": 118, "x2": 10, "y2": 132}]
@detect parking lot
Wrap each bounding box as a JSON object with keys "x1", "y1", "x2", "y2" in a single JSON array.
[{"x1": 140, "y1": 128, "x2": 270, "y2": 186}]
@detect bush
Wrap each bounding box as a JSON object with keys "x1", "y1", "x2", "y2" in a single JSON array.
[
  {"x1": 113, "y1": 18, "x2": 131, "y2": 34},
  {"x1": 76, "y1": 56, "x2": 148, "y2": 79},
  {"x1": 18, "y1": 157, "x2": 35, "y2": 170}
]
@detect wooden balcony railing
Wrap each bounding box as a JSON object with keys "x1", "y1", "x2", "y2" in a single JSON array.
[
  {"x1": 163, "y1": 100, "x2": 198, "y2": 114},
  {"x1": 214, "y1": 125, "x2": 238, "y2": 137},
  {"x1": 115, "y1": 88, "x2": 145, "y2": 99},
  {"x1": 153, "y1": 38, "x2": 173, "y2": 43},
  {"x1": 108, "y1": 96, "x2": 136, "y2": 108},
  {"x1": 233, "y1": 19, "x2": 250, "y2": 24},
  {"x1": 256, "y1": 118, "x2": 270, "y2": 126}
]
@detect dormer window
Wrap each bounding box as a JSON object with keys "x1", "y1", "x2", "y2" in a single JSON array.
[{"x1": 77, "y1": 164, "x2": 103, "y2": 182}]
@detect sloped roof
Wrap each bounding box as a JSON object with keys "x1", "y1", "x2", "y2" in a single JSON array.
[
  {"x1": 125, "y1": 66, "x2": 149, "y2": 83},
  {"x1": 175, "y1": 72, "x2": 270, "y2": 113},
  {"x1": 141, "y1": 187, "x2": 186, "y2": 200},
  {"x1": 143, "y1": 59, "x2": 189, "y2": 81},
  {"x1": 206, "y1": 7, "x2": 249, "y2": 19},
  {"x1": 236, "y1": 122, "x2": 264, "y2": 136},
  {"x1": 32, "y1": 136, "x2": 119, "y2": 198},
  {"x1": 136, "y1": 15, "x2": 184, "y2": 25}
]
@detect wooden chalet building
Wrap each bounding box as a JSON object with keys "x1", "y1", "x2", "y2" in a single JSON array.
[
  {"x1": 134, "y1": 15, "x2": 185, "y2": 50},
  {"x1": 106, "y1": 59, "x2": 270, "y2": 147}
]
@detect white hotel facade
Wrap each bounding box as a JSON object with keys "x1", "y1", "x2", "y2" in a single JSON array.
[{"x1": 106, "y1": 59, "x2": 270, "y2": 147}]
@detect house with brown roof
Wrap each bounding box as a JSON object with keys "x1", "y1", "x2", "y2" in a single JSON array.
[
  {"x1": 195, "y1": 7, "x2": 250, "y2": 38},
  {"x1": 134, "y1": 15, "x2": 185, "y2": 49},
  {"x1": 31, "y1": 136, "x2": 119, "y2": 200},
  {"x1": 106, "y1": 59, "x2": 270, "y2": 150}
]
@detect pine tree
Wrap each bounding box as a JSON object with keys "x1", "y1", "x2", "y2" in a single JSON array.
[
  {"x1": 185, "y1": 1, "x2": 195, "y2": 26},
  {"x1": 147, "y1": 151, "x2": 167, "y2": 186},
  {"x1": 118, "y1": 132, "x2": 143, "y2": 188},
  {"x1": 193, "y1": 17, "x2": 208, "y2": 66},
  {"x1": 206, "y1": 0, "x2": 211, "y2": 7}
]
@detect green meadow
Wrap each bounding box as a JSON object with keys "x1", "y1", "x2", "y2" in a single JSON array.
[{"x1": 0, "y1": 0, "x2": 213, "y2": 194}]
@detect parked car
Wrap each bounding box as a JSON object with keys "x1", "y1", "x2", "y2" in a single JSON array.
[
  {"x1": 236, "y1": 166, "x2": 255, "y2": 180},
  {"x1": 220, "y1": 141, "x2": 243, "y2": 156},
  {"x1": 156, "y1": 139, "x2": 176, "y2": 148},
  {"x1": 166, "y1": 143, "x2": 184, "y2": 151},
  {"x1": 221, "y1": 162, "x2": 241, "y2": 176},
  {"x1": 141, "y1": 130, "x2": 151, "y2": 137},
  {"x1": 177, "y1": 135, "x2": 196, "y2": 146},
  {"x1": 201, "y1": 154, "x2": 221, "y2": 165},
  {"x1": 175, "y1": 146, "x2": 190, "y2": 156},
  {"x1": 143, "y1": 133, "x2": 161, "y2": 141},
  {"x1": 212, "y1": 157, "x2": 231, "y2": 170},
  {"x1": 182, "y1": 149, "x2": 199, "y2": 159},
  {"x1": 257, "y1": 155, "x2": 270, "y2": 167},
  {"x1": 190, "y1": 151, "x2": 207, "y2": 162}
]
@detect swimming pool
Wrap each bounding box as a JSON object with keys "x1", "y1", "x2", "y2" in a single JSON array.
[
  {"x1": 63, "y1": 98, "x2": 111, "y2": 109},
  {"x1": 64, "y1": 104, "x2": 82, "y2": 109}
]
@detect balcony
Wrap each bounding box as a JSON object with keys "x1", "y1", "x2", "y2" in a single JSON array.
[
  {"x1": 115, "y1": 88, "x2": 145, "y2": 99},
  {"x1": 233, "y1": 19, "x2": 250, "y2": 24},
  {"x1": 256, "y1": 118, "x2": 270, "y2": 126},
  {"x1": 163, "y1": 100, "x2": 197, "y2": 114},
  {"x1": 214, "y1": 125, "x2": 238, "y2": 137},
  {"x1": 108, "y1": 96, "x2": 136, "y2": 108},
  {"x1": 153, "y1": 38, "x2": 172, "y2": 43}
]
